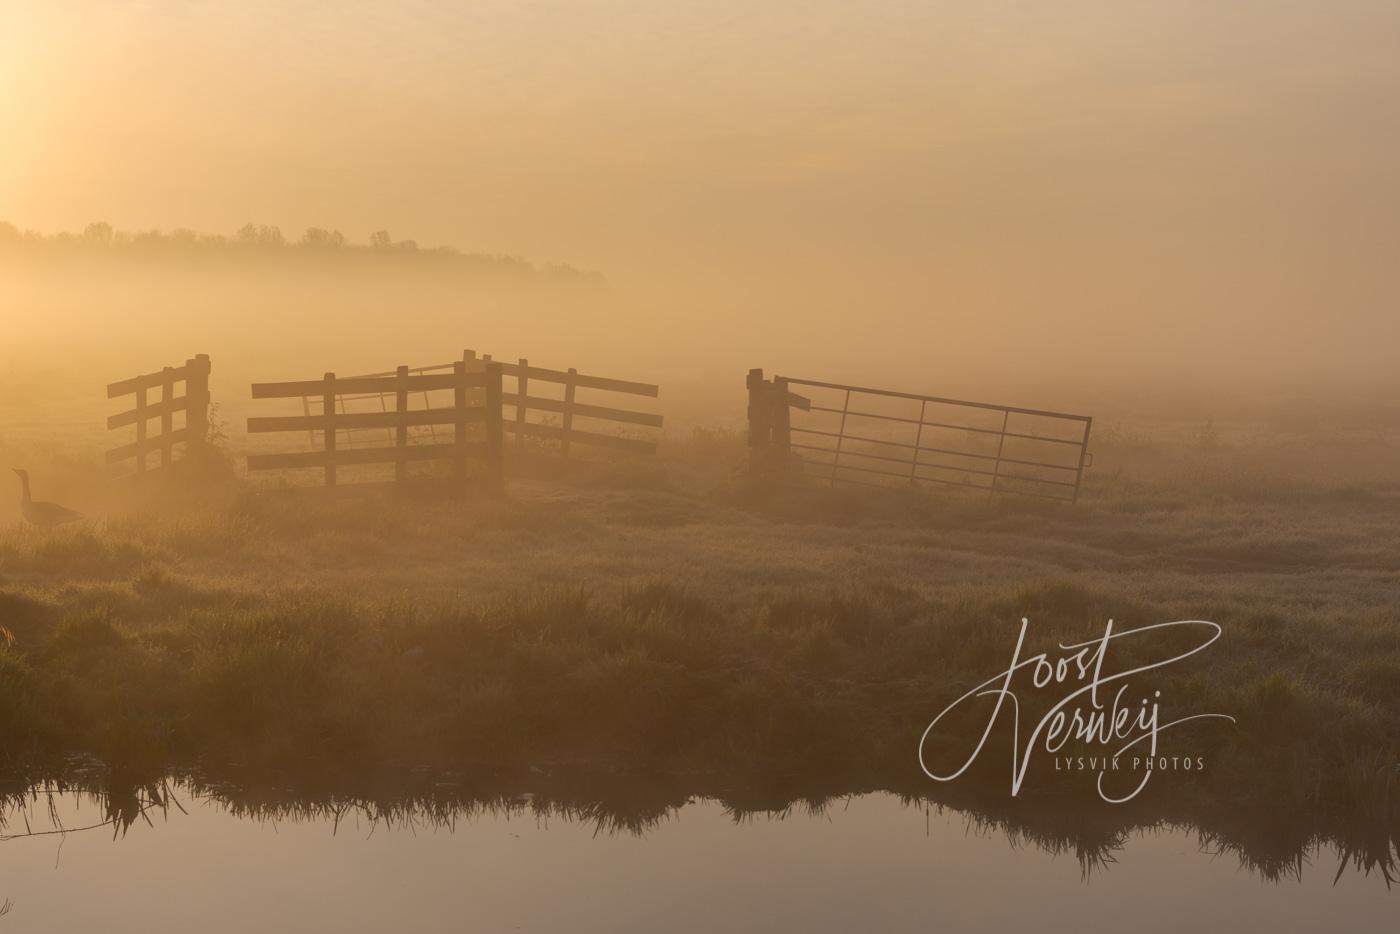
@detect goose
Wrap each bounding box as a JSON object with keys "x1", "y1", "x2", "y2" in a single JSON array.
[{"x1": 13, "y1": 469, "x2": 83, "y2": 528}]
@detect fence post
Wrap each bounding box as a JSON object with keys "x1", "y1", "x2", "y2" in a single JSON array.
[
  {"x1": 185, "y1": 355, "x2": 211, "y2": 452},
  {"x1": 516, "y1": 357, "x2": 528, "y2": 451},
  {"x1": 485, "y1": 363, "x2": 504, "y2": 488},
  {"x1": 395, "y1": 365, "x2": 409, "y2": 483},
  {"x1": 160, "y1": 366, "x2": 174, "y2": 468},
  {"x1": 560, "y1": 367, "x2": 577, "y2": 457},
  {"x1": 135, "y1": 383, "x2": 148, "y2": 474},
  {"x1": 323, "y1": 372, "x2": 337, "y2": 487},
  {"x1": 453, "y1": 360, "x2": 468, "y2": 483},
  {"x1": 747, "y1": 368, "x2": 768, "y2": 478}
]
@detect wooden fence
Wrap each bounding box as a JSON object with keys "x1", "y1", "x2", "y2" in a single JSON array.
[
  {"x1": 748, "y1": 369, "x2": 1093, "y2": 503},
  {"x1": 105, "y1": 355, "x2": 211, "y2": 475},
  {"x1": 246, "y1": 363, "x2": 504, "y2": 487},
  {"x1": 297, "y1": 349, "x2": 662, "y2": 457}
]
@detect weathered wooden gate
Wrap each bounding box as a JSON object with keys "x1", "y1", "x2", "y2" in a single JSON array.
[
  {"x1": 246, "y1": 363, "x2": 504, "y2": 488},
  {"x1": 105, "y1": 355, "x2": 212, "y2": 476},
  {"x1": 747, "y1": 369, "x2": 1093, "y2": 502},
  {"x1": 295, "y1": 349, "x2": 662, "y2": 457}
]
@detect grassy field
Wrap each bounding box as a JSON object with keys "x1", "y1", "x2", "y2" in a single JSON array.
[{"x1": 1, "y1": 413, "x2": 1399, "y2": 865}]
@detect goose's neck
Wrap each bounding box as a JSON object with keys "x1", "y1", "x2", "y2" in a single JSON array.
[{"x1": 17, "y1": 475, "x2": 30, "y2": 503}]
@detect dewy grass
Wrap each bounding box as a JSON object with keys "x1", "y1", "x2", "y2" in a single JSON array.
[
  {"x1": 0, "y1": 437, "x2": 1399, "y2": 837},
  {"x1": 0, "y1": 571, "x2": 1396, "y2": 824}
]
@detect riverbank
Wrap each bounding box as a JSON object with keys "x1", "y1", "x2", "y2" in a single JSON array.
[{"x1": 1, "y1": 459, "x2": 1398, "y2": 835}]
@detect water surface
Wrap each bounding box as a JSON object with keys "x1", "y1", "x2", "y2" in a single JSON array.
[{"x1": 0, "y1": 787, "x2": 1392, "y2": 932}]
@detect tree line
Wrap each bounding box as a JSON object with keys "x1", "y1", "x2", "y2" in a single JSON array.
[{"x1": 0, "y1": 221, "x2": 603, "y2": 285}]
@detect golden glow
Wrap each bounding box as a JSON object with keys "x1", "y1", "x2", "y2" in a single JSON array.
[{"x1": 3, "y1": 2, "x2": 1399, "y2": 387}]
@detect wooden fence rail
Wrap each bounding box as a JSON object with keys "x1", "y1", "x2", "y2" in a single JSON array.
[
  {"x1": 247, "y1": 362, "x2": 503, "y2": 488},
  {"x1": 469, "y1": 350, "x2": 662, "y2": 455},
  {"x1": 297, "y1": 349, "x2": 662, "y2": 457},
  {"x1": 105, "y1": 354, "x2": 211, "y2": 475},
  {"x1": 747, "y1": 368, "x2": 1093, "y2": 503}
]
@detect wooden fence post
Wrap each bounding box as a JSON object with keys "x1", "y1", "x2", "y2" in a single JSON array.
[
  {"x1": 516, "y1": 357, "x2": 528, "y2": 451},
  {"x1": 323, "y1": 372, "x2": 337, "y2": 487},
  {"x1": 481, "y1": 353, "x2": 493, "y2": 408},
  {"x1": 462, "y1": 348, "x2": 489, "y2": 407},
  {"x1": 453, "y1": 360, "x2": 468, "y2": 482},
  {"x1": 160, "y1": 366, "x2": 174, "y2": 468},
  {"x1": 561, "y1": 367, "x2": 577, "y2": 457},
  {"x1": 185, "y1": 355, "x2": 211, "y2": 452},
  {"x1": 135, "y1": 383, "x2": 148, "y2": 474},
  {"x1": 395, "y1": 364, "x2": 409, "y2": 483},
  {"x1": 746, "y1": 368, "x2": 768, "y2": 478},
  {"x1": 485, "y1": 362, "x2": 504, "y2": 488}
]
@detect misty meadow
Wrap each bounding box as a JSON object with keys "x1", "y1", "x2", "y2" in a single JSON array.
[{"x1": 3, "y1": 1, "x2": 1400, "y2": 931}]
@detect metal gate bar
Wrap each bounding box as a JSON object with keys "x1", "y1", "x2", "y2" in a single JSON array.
[{"x1": 776, "y1": 374, "x2": 1093, "y2": 503}]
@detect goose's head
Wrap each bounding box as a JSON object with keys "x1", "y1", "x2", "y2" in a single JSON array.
[{"x1": 11, "y1": 469, "x2": 26, "y2": 481}]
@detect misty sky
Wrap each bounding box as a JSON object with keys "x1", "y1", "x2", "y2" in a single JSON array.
[{"x1": 4, "y1": 1, "x2": 1399, "y2": 384}]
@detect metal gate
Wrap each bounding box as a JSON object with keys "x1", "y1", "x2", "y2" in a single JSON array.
[{"x1": 747, "y1": 370, "x2": 1093, "y2": 503}]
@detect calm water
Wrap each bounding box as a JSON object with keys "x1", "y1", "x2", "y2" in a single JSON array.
[{"x1": 0, "y1": 788, "x2": 1392, "y2": 933}]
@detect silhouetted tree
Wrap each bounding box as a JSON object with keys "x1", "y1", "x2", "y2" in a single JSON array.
[
  {"x1": 301, "y1": 227, "x2": 347, "y2": 248},
  {"x1": 0, "y1": 221, "x2": 603, "y2": 287},
  {"x1": 234, "y1": 223, "x2": 285, "y2": 246},
  {"x1": 83, "y1": 221, "x2": 114, "y2": 244}
]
